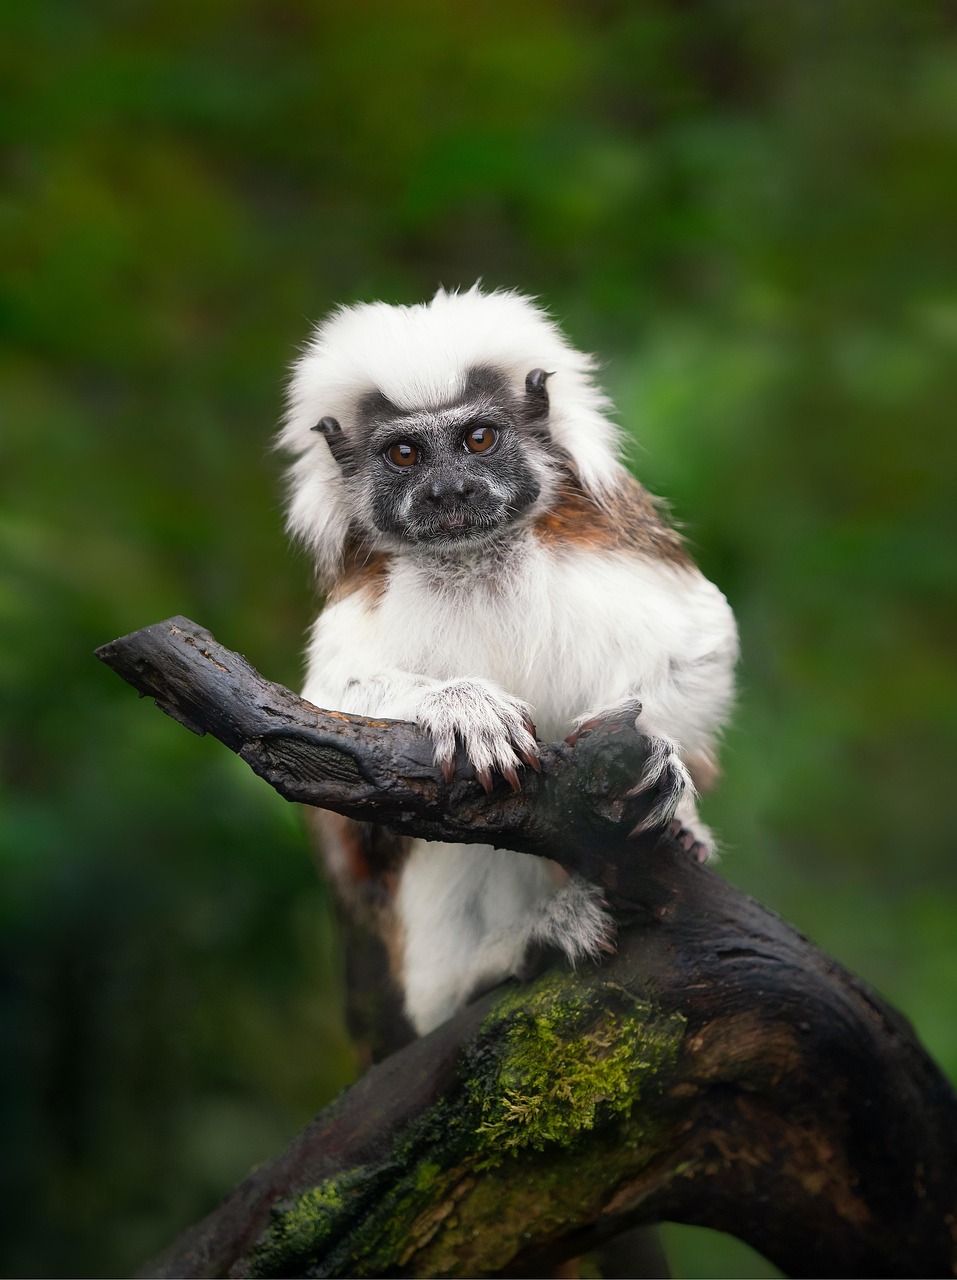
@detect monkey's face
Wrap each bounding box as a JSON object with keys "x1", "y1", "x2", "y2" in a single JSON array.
[
  {"x1": 365, "y1": 416, "x2": 542, "y2": 549},
  {"x1": 349, "y1": 367, "x2": 554, "y2": 552}
]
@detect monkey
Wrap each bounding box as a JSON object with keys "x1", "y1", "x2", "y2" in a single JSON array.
[{"x1": 277, "y1": 285, "x2": 738, "y2": 1036}]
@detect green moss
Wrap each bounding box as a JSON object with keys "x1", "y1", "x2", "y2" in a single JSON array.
[
  {"x1": 468, "y1": 975, "x2": 685, "y2": 1159},
  {"x1": 249, "y1": 1166, "x2": 381, "y2": 1278},
  {"x1": 413, "y1": 1158, "x2": 442, "y2": 1191},
  {"x1": 248, "y1": 977, "x2": 686, "y2": 1276}
]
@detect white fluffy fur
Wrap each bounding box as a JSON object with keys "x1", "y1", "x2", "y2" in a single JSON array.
[
  {"x1": 396, "y1": 844, "x2": 611, "y2": 1033},
  {"x1": 302, "y1": 548, "x2": 735, "y2": 749},
  {"x1": 279, "y1": 285, "x2": 622, "y2": 584},
  {"x1": 283, "y1": 286, "x2": 738, "y2": 1034}
]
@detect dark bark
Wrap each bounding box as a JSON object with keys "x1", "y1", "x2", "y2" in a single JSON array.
[{"x1": 97, "y1": 618, "x2": 957, "y2": 1279}]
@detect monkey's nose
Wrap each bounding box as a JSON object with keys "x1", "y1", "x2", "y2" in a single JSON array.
[{"x1": 426, "y1": 475, "x2": 476, "y2": 505}]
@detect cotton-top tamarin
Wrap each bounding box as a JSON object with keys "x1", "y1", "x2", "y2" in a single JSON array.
[{"x1": 278, "y1": 286, "x2": 737, "y2": 1034}]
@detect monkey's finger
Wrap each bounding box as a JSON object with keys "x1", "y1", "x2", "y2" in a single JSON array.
[
  {"x1": 669, "y1": 820, "x2": 697, "y2": 853},
  {"x1": 564, "y1": 717, "x2": 599, "y2": 746},
  {"x1": 631, "y1": 793, "x2": 693, "y2": 831},
  {"x1": 590, "y1": 913, "x2": 617, "y2": 958},
  {"x1": 517, "y1": 717, "x2": 541, "y2": 769},
  {"x1": 668, "y1": 819, "x2": 711, "y2": 863},
  {"x1": 567, "y1": 698, "x2": 644, "y2": 746},
  {"x1": 625, "y1": 769, "x2": 661, "y2": 798},
  {"x1": 625, "y1": 737, "x2": 688, "y2": 799}
]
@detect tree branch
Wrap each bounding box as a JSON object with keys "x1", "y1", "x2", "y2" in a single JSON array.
[
  {"x1": 97, "y1": 618, "x2": 957, "y2": 1279},
  {"x1": 95, "y1": 617, "x2": 675, "y2": 884}
]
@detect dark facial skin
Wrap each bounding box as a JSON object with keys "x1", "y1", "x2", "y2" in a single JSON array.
[{"x1": 354, "y1": 367, "x2": 551, "y2": 550}]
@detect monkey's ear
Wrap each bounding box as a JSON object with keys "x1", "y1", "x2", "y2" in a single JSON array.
[
  {"x1": 524, "y1": 368, "x2": 553, "y2": 430},
  {"x1": 312, "y1": 416, "x2": 357, "y2": 477}
]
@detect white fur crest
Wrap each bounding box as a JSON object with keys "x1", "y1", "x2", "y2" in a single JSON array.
[{"x1": 278, "y1": 285, "x2": 624, "y2": 583}]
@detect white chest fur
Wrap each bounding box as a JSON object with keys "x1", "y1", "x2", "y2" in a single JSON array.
[{"x1": 303, "y1": 536, "x2": 736, "y2": 754}]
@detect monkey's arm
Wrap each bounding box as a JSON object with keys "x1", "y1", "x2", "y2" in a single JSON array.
[
  {"x1": 96, "y1": 617, "x2": 677, "y2": 874},
  {"x1": 561, "y1": 563, "x2": 738, "y2": 858}
]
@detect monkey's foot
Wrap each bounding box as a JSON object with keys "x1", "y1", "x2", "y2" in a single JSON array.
[
  {"x1": 528, "y1": 876, "x2": 617, "y2": 965},
  {"x1": 669, "y1": 818, "x2": 713, "y2": 864}
]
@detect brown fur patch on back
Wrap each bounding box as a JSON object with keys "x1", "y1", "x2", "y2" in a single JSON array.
[
  {"x1": 306, "y1": 808, "x2": 410, "y2": 902},
  {"x1": 534, "y1": 468, "x2": 691, "y2": 567},
  {"x1": 305, "y1": 808, "x2": 410, "y2": 1004}
]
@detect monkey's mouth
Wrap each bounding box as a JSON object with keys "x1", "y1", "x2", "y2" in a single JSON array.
[
  {"x1": 438, "y1": 511, "x2": 470, "y2": 533},
  {"x1": 416, "y1": 508, "x2": 499, "y2": 543}
]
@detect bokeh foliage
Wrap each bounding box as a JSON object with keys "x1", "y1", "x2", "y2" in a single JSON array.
[{"x1": 2, "y1": 2, "x2": 955, "y2": 1276}]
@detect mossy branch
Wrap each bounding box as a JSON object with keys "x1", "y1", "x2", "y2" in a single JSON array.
[{"x1": 97, "y1": 618, "x2": 957, "y2": 1279}]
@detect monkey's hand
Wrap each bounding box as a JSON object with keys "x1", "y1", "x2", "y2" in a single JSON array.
[
  {"x1": 569, "y1": 699, "x2": 706, "y2": 853},
  {"x1": 407, "y1": 678, "x2": 540, "y2": 794}
]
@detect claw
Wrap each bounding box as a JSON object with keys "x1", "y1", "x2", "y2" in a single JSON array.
[
  {"x1": 475, "y1": 766, "x2": 495, "y2": 795},
  {"x1": 669, "y1": 819, "x2": 711, "y2": 863},
  {"x1": 440, "y1": 757, "x2": 455, "y2": 785},
  {"x1": 630, "y1": 804, "x2": 677, "y2": 837},
  {"x1": 625, "y1": 760, "x2": 665, "y2": 798},
  {"x1": 565, "y1": 715, "x2": 600, "y2": 746},
  {"x1": 518, "y1": 745, "x2": 541, "y2": 772},
  {"x1": 625, "y1": 738, "x2": 670, "y2": 800},
  {"x1": 502, "y1": 764, "x2": 522, "y2": 794},
  {"x1": 568, "y1": 699, "x2": 644, "y2": 745}
]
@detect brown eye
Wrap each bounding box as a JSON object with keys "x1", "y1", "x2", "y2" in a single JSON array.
[
  {"x1": 387, "y1": 440, "x2": 419, "y2": 468},
  {"x1": 464, "y1": 425, "x2": 498, "y2": 454}
]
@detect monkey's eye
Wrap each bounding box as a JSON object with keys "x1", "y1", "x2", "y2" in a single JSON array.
[
  {"x1": 464, "y1": 425, "x2": 499, "y2": 455},
  {"x1": 386, "y1": 440, "x2": 420, "y2": 468}
]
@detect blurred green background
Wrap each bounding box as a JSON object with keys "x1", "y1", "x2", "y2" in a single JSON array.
[{"x1": 2, "y1": 1, "x2": 955, "y2": 1276}]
